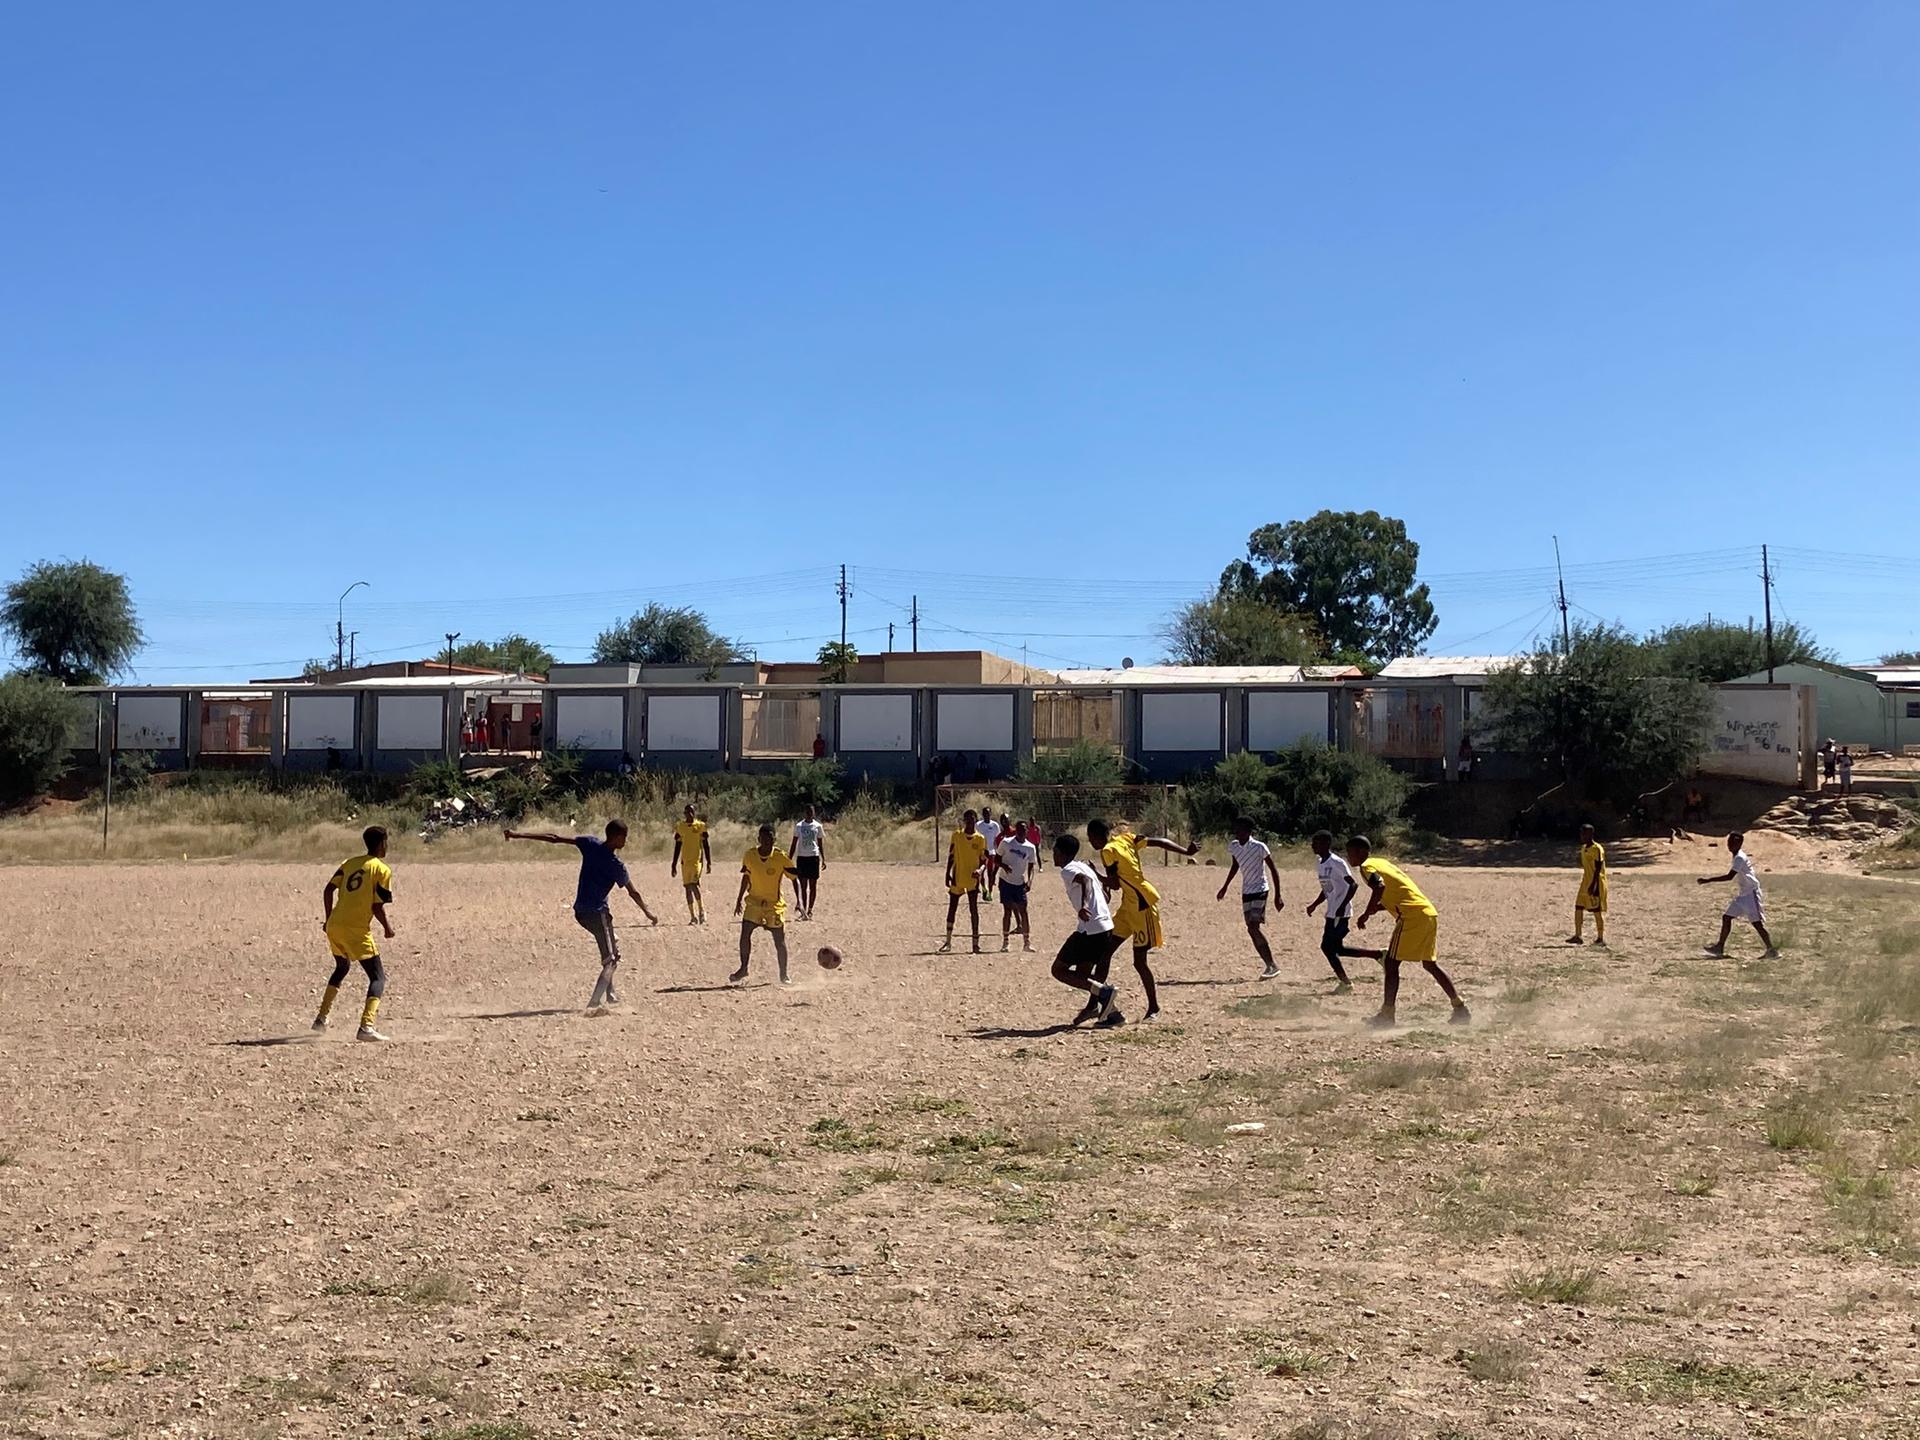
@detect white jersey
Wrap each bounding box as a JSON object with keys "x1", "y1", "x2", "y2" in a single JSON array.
[
  {"x1": 1732, "y1": 850, "x2": 1761, "y2": 896},
  {"x1": 1228, "y1": 838, "x2": 1273, "y2": 895},
  {"x1": 1316, "y1": 853, "x2": 1356, "y2": 919},
  {"x1": 977, "y1": 820, "x2": 1002, "y2": 852},
  {"x1": 791, "y1": 819, "x2": 824, "y2": 858},
  {"x1": 996, "y1": 837, "x2": 1037, "y2": 886},
  {"x1": 1061, "y1": 860, "x2": 1113, "y2": 934}
]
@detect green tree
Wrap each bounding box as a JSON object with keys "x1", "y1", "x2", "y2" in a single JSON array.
[
  {"x1": 1879, "y1": 650, "x2": 1920, "y2": 667},
  {"x1": 0, "y1": 674, "x2": 91, "y2": 803},
  {"x1": 1218, "y1": 511, "x2": 1436, "y2": 665},
  {"x1": 2, "y1": 559, "x2": 144, "y2": 684},
  {"x1": 1161, "y1": 593, "x2": 1319, "y2": 667},
  {"x1": 1184, "y1": 744, "x2": 1410, "y2": 840},
  {"x1": 1477, "y1": 623, "x2": 1714, "y2": 805},
  {"x1": 816, "y1": 641, "x2": 860, "y2": 684},
  {"x1": 301, "y1": 659, "x2": 335, "y2": 680},
  {"x1": 1015, "y1": 739, "x2": 1128, "y2": 786},
  {"x1": 1645, "y1": 619, "x2": 1827, "y2": 683},
  {"x1": 453, "y1": 633, "x2": 556, "y2": 675},
  {"x1": 591, "y1": 604, "x2": 742, "y2": 667}
]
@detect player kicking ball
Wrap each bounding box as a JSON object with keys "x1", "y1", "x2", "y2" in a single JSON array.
[
  {"x1": 314, "y1": 825, "x2": 397, "y2": 1041},
  {"x1": 670, "y1": 804, "x2": 712, "y2": 925},
  {"x1": 1344, "y1": 835, "x2": 1469, "y2": 1029},
  {"x1": 504, "y1": 819, "x2": 658, "y2": 1009},
  {"x1": 1567, "y1": 823, "x2": 1609, "y2": 948},
  {"x1": 734, "y1": 824, "x2": 801, "y2": 985},
  {"x1": 1052, "y1": 834, "x2": 1123, "y2": 1026},
  {"x1": 1087, "y1": 818, "x2": 1197, "y2": 1021},
  {"x1": 1216, "y1": 816, "x2": 1285, "y2": 978},
  {"x1": 1699, "y1": 832, "x2": 1781, "y2": 959}
]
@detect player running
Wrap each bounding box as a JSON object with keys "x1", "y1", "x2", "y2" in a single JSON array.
[
  {"x1": 1304, "y1": 830, "x2": 1359, "y2": 992},
  {"x1": 940, "y1": 810, "x2": 990, "y2": 953},
  {"x1": 1568, "y1": 823, "x2": 1609, "y2": 948},
  {"x1": 1699, "y1": 832, "x2": 1781, "y2": 958},
  {"x1": 1345, "y1": 835, "x2": 1470, "y2": 1029},
  {"x1": 314, "y1": 825, "x2": 397, "y2": 1041},
  {"x1": 670, "y1": 804, "x2": 712, "y2": 925},
  {"x1": 1051, "y1": 834, "x2": 1123, "y2": 1026},
  {"x1": 504, "y1": 820, "x2": 659, "y2": 1009},
  {"x1": 1086, "y1": 817, "x2": 1199, "y2": 1021},
  {"x1": 1216, "y1": 816, "x2": 1285, "y2": 978},
  {"x1": 995, "y1": 821, "x2": 1039, "y2": 952},
  {"x1": 790, "y1": 804, "x2": 827, "y2": 921},
  {"x1": 734, "y1": 824, "x2": 801, "y2": 984}
]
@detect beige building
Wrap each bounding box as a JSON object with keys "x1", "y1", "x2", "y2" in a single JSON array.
[{"x1": 755, "y1": 649, "x2": 1057, "y2": 687}]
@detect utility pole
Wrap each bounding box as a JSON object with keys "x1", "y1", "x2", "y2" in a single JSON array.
[
  {"x1": 1551, "y1": 536, "x2": 1572, "y2": 651},
  {"x1": 888, "y1": 622, "x2": 895, "y2": 651},
  {"x1": 910, "y1": 595, "x2": 919, "y2": 652},
  {"x1": 348, "y1": 631, "x2": 359, "y2": 669},
  {"x1": 837, "y1": 564, "x2": 849, "y2": 651},
  {"x1": 336, "y1": 580, "x2": 369, "y2": 671},
  {"x1": 1761, "y1": 544, "x2": 1776, "y2": 682},
  {"x1": 445, "y1": 632, "x2": 461, "y2": 674}
]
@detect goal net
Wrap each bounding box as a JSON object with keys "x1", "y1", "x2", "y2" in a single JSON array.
[{"x1": 932, "y1": 783, "x2": 1186, "y2": 863}]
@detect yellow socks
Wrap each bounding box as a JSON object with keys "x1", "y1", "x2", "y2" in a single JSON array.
[
  {"x1": 359, "y1": 997, "x2": 381, "y2": 1030},
  {"x1": 315, "y1": 986, "x2": 340, "y2": 1024}
]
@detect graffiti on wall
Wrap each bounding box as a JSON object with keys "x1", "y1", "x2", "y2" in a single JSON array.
[{"x1": 1713, "y1": 717, "x2": 1783, "y2": 754}]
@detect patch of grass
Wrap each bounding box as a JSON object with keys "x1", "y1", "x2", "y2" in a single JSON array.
[
  {"x1": 321, "y1": 1278, "x2": 393, "y2": 1299},
  {"x1": 693, "y1": 1323, "x2": 745, "y2": 1369},
  {"x1": 1818, "y1": 1153, "x2": 1910, "y2": 1256},
  {"x1": 1504, "y1": 1263, "x2": 1607, "y2": 1305},
  {"x1": 405, "y1": 1270, "x2": 472, "y2": 1306},
  {"x1": 1260, "y1": 1343, "x2": 1328, "y2": 1379},
  {"x1": 1358, "y1": 1056, "x2": 1462, "y2": 1090},
  {"x1": 1452, "y1": 1335, "x2": 1530, "y2": 1385},
  {"x1": 807, "y1": 1116, "x2": 891, "y2": 1154},
  {"x1": 1595, "y1": 1355, "x2": 1862, "y2": 1408},
  {"x1": 785, "y1": 1389, "x2": 939, "y2": 1440},
  {"x1": 933, "y1": 1376, "x2": 1026, "y2": 1413},
  {"x1": 1670, "y1": 1173, "x2": 1718, "y2": 1197},
  {"x1": 893, "y1": 1093, "x2": 972, "y2": 1116},
  {"x1": 840, "y1": 1163, "x2": 906, "y2": 1195},
  {"x1": 246, "y1": 1374, "x2": 343, "y2": 1404},
  {"x1": 515, "y1": 1109, "x2": 560, "y2": 1123},
  {"x1": 560, "y1": 1213, "x2": 609, "y2": 1233},
  {"x1": 1764, "y1": 1099, "x2": 1833, "y2": 1152},
  {"x1": 924, "y1": 1128, "x2": 1016, "y2": 1155},
  {"x1": 991, "y1": 1186, "x2": 1056, "y2": 1225},
  {"x1": 0, "y1": 1150, "x2": 15, "y2": 1167},
  {"x1": 1227, "y1": 993, "x2": 1314, "y2": 1020},
  {"x1": 1174, "y1": 1374, "x2": 1235, "y2": 1410},
  {"x1": 735, "y1": 1251, "x2": 799, "y2": 1287},
  {"x1": 401, "y1": 1367, "x2": 459, "y2": 1401}
]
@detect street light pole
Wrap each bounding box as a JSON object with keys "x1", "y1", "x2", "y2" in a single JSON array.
[{"x1": 336, "y1": 580, "x2": 369, "y2": 671}]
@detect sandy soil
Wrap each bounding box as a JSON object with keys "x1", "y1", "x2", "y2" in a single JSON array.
[{"x1": 2, "y1": 851, "x2": 1917, "y2": 1440}]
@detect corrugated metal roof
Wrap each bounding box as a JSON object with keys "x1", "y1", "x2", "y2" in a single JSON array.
[
  {"x1": 1865, "y1": 666, "x2": 1920, "y2": 686},
  {"x1": 1376, "y1": 656, "x2": 1516, "y2": 680}
]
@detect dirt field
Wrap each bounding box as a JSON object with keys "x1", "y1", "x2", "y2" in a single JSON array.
[{"x1": 3, "y1": 848, "x2": 1918, "y2": 1440}]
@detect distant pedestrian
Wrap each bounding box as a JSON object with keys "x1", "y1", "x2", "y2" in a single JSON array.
[
  {"x1": 1837, "y1": 747, "x2": 1854, "y2": 795},
  {"x1": 1821, "y1": 739, "x2": 1837, "y2": 789},
  {"x1": 477, "y1": 712, "x2": 492, "y2": 752},
  {"x1": 461, "y1": 715, "x2": 475, "y2": 752},
  {"x1": 530, "y1": 711, "x2": 544, "y2": 752},
  {"x1": 812, "y1": 732, "x2": 828, "y2": 760}
]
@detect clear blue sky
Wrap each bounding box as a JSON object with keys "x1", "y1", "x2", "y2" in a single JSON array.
[{"x1": 4, "y1": 2, "x2": 1916, "y2": 678}]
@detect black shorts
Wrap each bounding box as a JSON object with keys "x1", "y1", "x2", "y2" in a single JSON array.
[
  {"x1": 1321, "y1": 916, "x2": 1350, "y2": 954},
  {"x1": 1056, "y1": 929, "x2": 1125, "y2": 970},
  {"x1": 795, "y1": 855, "x2": 821, "y2": 880}
]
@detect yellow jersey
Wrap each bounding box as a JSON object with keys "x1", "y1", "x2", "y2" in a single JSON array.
[
  {"x1": 949, "y1": 830, "x2": 989, "y2": 885},
  {"x1": 1100, "y1": 830, "x2": 1161, "y2": 910},
  {"x1": 675, "y1": 819, "x2": 708, "y2": 873},
  {"x1": 325, "y1": 854, "x2": 393, "y2": 953},
  {"x1": 1360, "y1": 857, "x2": 1435, "y2": 918},
  {"x1": 741, "y1": 846, "x2": 794, "y2": 903},
  {"x1": 1578, "y1": 842, "x2": 1608, "y2": 908}
]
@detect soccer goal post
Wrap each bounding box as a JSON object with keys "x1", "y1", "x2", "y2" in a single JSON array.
[{"x1": 932, "y1": 783, "x2": 1186, "y2": 863}]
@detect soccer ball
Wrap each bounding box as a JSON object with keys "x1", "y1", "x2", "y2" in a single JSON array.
[{"x1": 817, "y1": 946, "x2": 843, "y2": 970}]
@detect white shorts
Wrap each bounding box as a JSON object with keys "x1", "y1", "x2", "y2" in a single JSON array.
[{"x1": 1725, "y1": 891, "x2": 1765, "y2": 924}]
